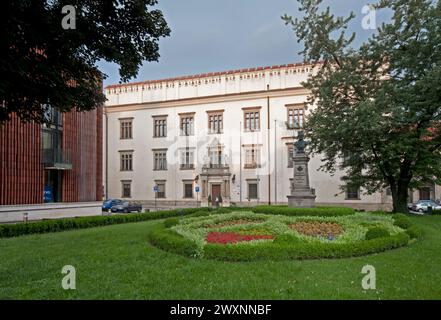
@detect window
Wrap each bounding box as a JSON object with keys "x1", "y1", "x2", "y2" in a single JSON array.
[
  {"x1": 180, "y1": 114, "x2": 194, "y2": 136},
  {"x1": 153, "y1": 150, "x2": 167, "y2": 170},
  {"x1": 120, "y1": 151, "x2": 133, "y2": 171},
  {"x1": 287, "y1": 144, "x2": 294, "y2": 168},
  {"x1": 207, "y1": 111, "x2": 223, "y2": 134},
  {"x1": 120, "y1": 118, "x2": 133, "y2": 139},
  {"x1": 287, "y1": 105, "x2": 305, "y2": 129},
  {"x1": 208, "y1": 145, "x2": 225, "y2": 168},
  {"x1": 180, "y1": 148, "x2": 194, "y2": 170},
  {"x1": 121, "y1": 180, "x2": 131, "y2": 198},
  {"x1": 153, "y1": 116, "x2": 167, "y2": 137},
  {"x1": 243, "y1": 108, "x2": 260, "y2": 131},
  {"x1": 183, "y1": 181, "x2": 193, "y2": 198},
  {"x1": 247, "y1": 180, "x2": 259, "y2": 199},
  {"x1": 243, "y1": 145, "x2": 261, "y2": 169},
  {"x1": 155, "y1": 181, "x2": 166, "y2": 198},
  {"x1": 346, "y1": 185, "x2": 360, "y2": 200}
]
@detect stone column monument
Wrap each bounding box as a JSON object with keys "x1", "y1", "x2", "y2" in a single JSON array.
[{"x1": 287, "y1": 131, "x2": 316, "y2": 207}]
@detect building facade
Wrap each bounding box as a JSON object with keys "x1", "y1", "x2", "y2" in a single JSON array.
[
  {"x1": 0, "y1": 107, "x2": 103, "y2": 221},
  {"x1": 104, "y1": 62, "x2": 440, "y2": 210}
]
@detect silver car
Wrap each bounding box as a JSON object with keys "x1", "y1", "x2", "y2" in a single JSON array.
[{"x1": 411, "y1": 200, "x2": 441, "y2": 213}]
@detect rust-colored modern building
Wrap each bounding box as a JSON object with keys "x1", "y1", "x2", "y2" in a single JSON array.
[{"x1": 0, "y1": 107, "x2": 103, "y2": 221}]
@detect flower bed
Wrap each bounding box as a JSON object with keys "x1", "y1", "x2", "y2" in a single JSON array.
[
  {"x1": 147, "y1": 210, "x2": 415, "y2": 261},
  {"x1": 289, "y1": 221, "x2": 343, "y2": 238},
  {"x1": 206, "y1": 232, "x2": 273, "y2": 244}
]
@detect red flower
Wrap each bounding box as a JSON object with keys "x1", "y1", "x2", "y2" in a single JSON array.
[{"x1": 206, "y1": 232, "x2": 273, "y2": 244}]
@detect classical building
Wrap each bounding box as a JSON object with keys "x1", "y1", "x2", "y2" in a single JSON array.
[
  {"x1": 103, "y1": 62, "x2": 440, "y2": 210},
  {"x1": 0, "y1": 107, "x2": 103, "y2": 222}
]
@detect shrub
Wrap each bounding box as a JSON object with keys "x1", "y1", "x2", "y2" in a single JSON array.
[
  {"x1": 148, "y1": 223, "x2": 199, "y2": 257},
  {"x1": 393, "y1": 215, "x2": 412, "y2": 229},
  {"x1": 164, "y1": 217, "x2": 180, "y2": 228},
  {"x1": 365, "y1": 227, "x2": 390, "y2": 240},
  {"x1": 0, "y1": 207, "x2": 217, "y2": 238},
  {"x1": 251, "y1": 205, "x2": 355, "y2": 217},
  {"x1": 406, "y1": 225, "x2": 423, "y2": 239}
]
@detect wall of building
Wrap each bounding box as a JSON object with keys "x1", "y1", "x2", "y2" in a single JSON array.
[
  {"x1": 104, "y1": 63, "x2": 393, "y2": 210},
  {"x1": 0, "y1": 108, "x2": 103, "y2": 206}
]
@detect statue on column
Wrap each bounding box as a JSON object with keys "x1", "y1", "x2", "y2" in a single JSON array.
[{"x1": 287, "y1": 130, "x2": 316, "y2": 207}]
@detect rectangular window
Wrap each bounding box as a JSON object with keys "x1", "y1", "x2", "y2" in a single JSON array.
[
  {"x1": 247, "y1": 181, "x2": 259, "y2": 200},
  {"x1": 346, "y1": 185, "x2": 360, "y2": 200},
  {"x1": 155, "y1": 181, "x2": 166, "y2": 198},
  {"x1": 180, "y1": 114, "x2": 194, "y2": 136},
  {"x1": 120, "y1": 119, "x2": 133, "y2": 139},
  {"x1": 153, "y1": 150, "x2": 167, "y2": 170},
  {"x1": 244, "y1": 110, "x2": 260, "y2": 131},
  {"x1": 287, "y1": 144, "x2": 294, "y2": 168},
  {"x1": 183, "y1": 182, "x2": 193, "y2": 198},
  {"x1": 121, "y1": 180, "x2": 131, "y2": 198},
  {"x1": 287, "y1": 106, "x2": 305, "y2": 129},
  {"x1": 180, "y1": 148, "x2": 194, "y2": 170},
  {"x1": 243, "y1": 146, "x2": 261, "y2": 169},
  {"x1": 153, "y1": 117, "x2": 167, "y2": 137},
  {"x1": 207, "y1": 112, "x2": 223, "y2": 134},
  {"x1": 120, "y1": 151, "x2": 133, "y2": 171}
]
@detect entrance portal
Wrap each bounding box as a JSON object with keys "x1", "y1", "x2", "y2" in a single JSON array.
[{"x1": 211, "y1": 184, "x2": 221, "y2": 205}]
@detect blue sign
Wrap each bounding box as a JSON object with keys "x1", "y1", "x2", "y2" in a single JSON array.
[
  {"x1": 153, "y1": 186, "x2": 158, "y2": 192},
  {"x1": 43, "y1": 185, "x2": 53, "y2": 203},
  {"x1": 195, "y1": 186, "x2": 200, "y2": 193}
]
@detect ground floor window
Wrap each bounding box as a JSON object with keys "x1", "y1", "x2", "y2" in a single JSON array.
[
  {"x1": 247, "y1": 179, "x2": 259, "y2": 200},
  {"x1": 121, "y1": 180, "x2": 131, "y2": 198},
  {"x1": 346, "y1": 185, "x2": 360, "y2": 200},
  {"x1": 155, "y1": 181, "x2": 166, "y2": 198},
  {"x1": 183, "y1": 181, "x2": 193, "y2": 198}
]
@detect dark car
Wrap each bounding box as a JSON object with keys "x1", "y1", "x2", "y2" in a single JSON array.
[
  {"x1": 102, "y1": 199, "x2": 122, "y2": 212},
  {"x1": 111, "y1": 201, "x2": 143, "y2": 213}
]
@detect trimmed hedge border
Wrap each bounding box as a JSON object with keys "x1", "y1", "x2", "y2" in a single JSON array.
[
  {"x1": 147, "y1": 219, "x2": 411, "y2": 261},
  {"x1": 0, "y1": 207, "x2": 221, "y2": 238},
  {"x1": 251, "y1": 205, "x2": 355, "y2": 217}
]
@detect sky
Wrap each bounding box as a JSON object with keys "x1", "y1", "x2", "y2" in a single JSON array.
[{"x1": 99, "y1": 0, "x2": 391, "y2": 87}]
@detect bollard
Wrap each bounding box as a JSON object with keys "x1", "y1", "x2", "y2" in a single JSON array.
[{"x1": 23, "y1": 212, "x2": 29, "y2": 223}]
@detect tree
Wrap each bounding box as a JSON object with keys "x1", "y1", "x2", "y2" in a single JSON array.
[
  {"x1": 0, "y1": 0, "x2": 170, "y2": 123},
  {"x1": 283, "y1": 0, "x2": 441, "y2": 212}
]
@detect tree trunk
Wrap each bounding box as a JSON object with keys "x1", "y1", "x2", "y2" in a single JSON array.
[{"x1": 391, "y1": 180, "x2": 410, "y2": 213}]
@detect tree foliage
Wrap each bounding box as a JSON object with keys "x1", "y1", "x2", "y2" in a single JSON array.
[
  {"x1": 0, "y1": 0, "x2": 170, "y2": 123},
  {"x1": 283, "y1": 0, "x2": 441, "y2": 212}
]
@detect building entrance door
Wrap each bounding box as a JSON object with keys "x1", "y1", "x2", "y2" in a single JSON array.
[
  {"x1": 211, "y1": 184, "x2": 221, "y2": 206},
  {"x1": 419, "y1": 187, "x2": 431, "y2": 200}
]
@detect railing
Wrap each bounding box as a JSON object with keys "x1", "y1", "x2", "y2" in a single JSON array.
[
  {"x1": 43, "y1": 148, "x2": 72, "y2": 170},
  {"x1": 180, "y1": 164, "x2": 195, "y2": 170}
]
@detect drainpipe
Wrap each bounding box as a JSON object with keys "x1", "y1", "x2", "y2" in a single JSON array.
[
  {"x1": 274, "y1": 119, "x2": 277, "y2": 204},
  {"x1": 267, "y1": 84, "x2": 271, "y2": 205},
  {"x1": 239, "y1": 121, "x2": 242, "y2": 205},
  {"x1": 105, "y1": 108, "x2": 108, "y2": 200}
]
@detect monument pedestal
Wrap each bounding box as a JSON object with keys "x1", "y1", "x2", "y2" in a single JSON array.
[{"x1": 287, "y1": 153, "x2": 316, "y2": 208}]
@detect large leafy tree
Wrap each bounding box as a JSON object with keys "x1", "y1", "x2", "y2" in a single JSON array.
[
  {"x1": 0, "y1": 0, "x2": 170, "y2": 123},
  {"x1": 283, "y1": 0, "x2": 441, "y2": 212}
]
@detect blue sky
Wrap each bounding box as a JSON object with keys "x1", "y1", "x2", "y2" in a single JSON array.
[{"x1": 99, "y1": 0, "x2": 391, "y2": 87}]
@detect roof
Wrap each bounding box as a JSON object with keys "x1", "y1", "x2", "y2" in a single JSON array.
[{"x1": 105, "y1": 61, "x2": 314, "y2": 90}]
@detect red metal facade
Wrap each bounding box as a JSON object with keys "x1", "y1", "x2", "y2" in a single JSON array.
[{"x1": 0, "y1": 108, "x2": 103, "y2": 205}]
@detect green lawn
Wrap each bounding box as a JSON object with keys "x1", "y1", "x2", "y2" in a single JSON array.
[{"x1": 0, "y1": 214, "x2": 440, "y2": 299}]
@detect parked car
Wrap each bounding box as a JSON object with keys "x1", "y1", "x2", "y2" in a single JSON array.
[
  {"x1": 411, "y1": 200, "x2": 441, "y2": 213},
  {"x1": 102, "y1": 199, "x2": 122, "y2": 212},
  {"x1": 111, "y1": 201, "x2": 143, "y2": 213}
]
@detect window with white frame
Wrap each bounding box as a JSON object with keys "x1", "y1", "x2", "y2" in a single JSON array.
[
  {"x1": 180, "y1": 148, "x2": 194, "y2": 170},
  {"x1": 121, "y1": 180, "x2": 131, "y2": 198},
  {"x1": 155, "y1": 180, "x2": 166, "y2": 198},
  {"x1": 243, "y1": 108, "x2": 260, "y2": 131},
  {"x1": 247, "y1": 179, "x2": 259, "y2": 200},
  {"x1": 183, "y1": 181, "x2": 193, "y2": 198},
  {"x1": 287, "y1": 105, "x2": 305, "y2": 129},
  {"x1": 153, "y1": 116, "x2": 167, "y2": 137},
  {"x1": 153, "y1": 149, "x2": 167, "y2": 170},
  {"x1": 243, "y1": 145, "x2": 261, "y2": 169},
  {"x1": 120, "y1": 118, "x2": 133, "y2": 139},
  {"x1": 287, "y1": 144, "x2": 294, "y2": 168},
  {"x1": 207, "y1": 111, "x2": 223, "y2": 134},
  {"x1": 180, "y1": 114, "x2": 194, "y2": 136},
  {"x1": 120, "y1": 151, "x2": 133, "y2": 171}
]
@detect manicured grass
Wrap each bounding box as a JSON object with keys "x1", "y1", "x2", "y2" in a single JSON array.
[{"x1": 0, "y1": 214, "x2": 440, "y2": 299}]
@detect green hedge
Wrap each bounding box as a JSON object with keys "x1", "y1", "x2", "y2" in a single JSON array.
[
  {"x1": 0, "y1": 207, "x2": 218, "y2": 238},
  {"x1": 251, "y1": 205, "x2": 355, "y2": 217},
  {"x1": 365, "y1": 227, "x2": 390, "y2": 240},
  {"x1": 202, "y1": 232, "x2": 410, "y2": 261},
  {"x1": 147, "y1": 223, "x2": 199, "y2": 257}
]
